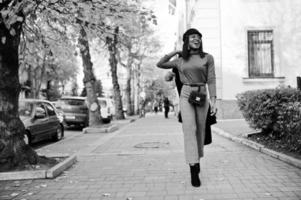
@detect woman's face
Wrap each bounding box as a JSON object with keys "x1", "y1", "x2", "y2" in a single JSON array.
[{"x1": 188, "y1": 34, "x2": 202, "y2": 50}]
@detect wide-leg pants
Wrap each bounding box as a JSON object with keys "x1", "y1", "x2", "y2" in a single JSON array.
[{"x1": 180, "y1": 85, "x2": 209, "y2": 164}]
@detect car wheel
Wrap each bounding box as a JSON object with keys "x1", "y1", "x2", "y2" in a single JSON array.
[
  {"x1": 83, "y1": 120, "x2": 89, "y2": 128},
  {"x1": 102, "y1": 118, "x2": 111, "y2": 124},
  {"x1": 53, "y1": 125, "x2": 64, "y2": 141},
  {"x1": 24, "y1": 132, "x2": 31, "y2": 145}
]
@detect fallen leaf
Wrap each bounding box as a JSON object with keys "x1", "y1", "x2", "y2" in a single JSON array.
[
  {"x1": 102, "y1": 193, "x2": 111, "y2": 197},
  {"x1": 10, "y1": 193, "x2": 19, "y2": 197}
]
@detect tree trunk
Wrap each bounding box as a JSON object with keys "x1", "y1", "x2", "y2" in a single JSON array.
[
  {"x1": 107, "y1": 27, "x2": 125, "y2": 120},
  {"x1": 0, "y1": 20, "x2": 38, "y2": 171},
  {"x1": 136, "y1": 61, "x2": 142, "y2": 114},
  {"x1": 125, "y1": 66, "x2": 134, "y2": 116},
  {"x1": 78, "y1": 26, "x2": 102, "y2": 126},
  {"x1": 131, "y1": 67, "x2": 136, "y2": 114}
]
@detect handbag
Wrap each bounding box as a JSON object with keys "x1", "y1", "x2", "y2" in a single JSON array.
[
  {"x1": 205, "y1": 106, "x2": 217, "y2": 145},
  {"x1": 188, "y1": 87, "x2": 206, "y2": 106}
]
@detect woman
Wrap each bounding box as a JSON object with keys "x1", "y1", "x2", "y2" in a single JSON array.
[{"x1": 157, "y1": 28, "x2": 217, "y2": 187}]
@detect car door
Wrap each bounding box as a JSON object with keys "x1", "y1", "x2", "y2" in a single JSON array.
[
  {"x1": 43, "y1": 102, "x2": 59, "y2": 136},
  {"x1": 30, "y1": 103, "x2": 49, "y2": 141}
]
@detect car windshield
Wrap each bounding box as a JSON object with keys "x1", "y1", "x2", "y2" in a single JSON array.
[
  {"x1": 19, "y1": 101, "x2": 34, "y2": 117},
  {"x1": 60, "y1": 99, "x2": 85, "y2": 106}
]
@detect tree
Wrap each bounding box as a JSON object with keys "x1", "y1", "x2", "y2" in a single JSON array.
[
  {"x1": 106, "y1": 27, "x2": 125, "y2": 119},
  {"x1": 116, "y1": 4, "x2": 158, "y2": 115},
  {"x1": 0, "y1": 0, "x2": 151, "y2": 170},
  {"x1": 95, "y1": 79, "x2": 104, "y2": 97},
  {"x1": 18, "y1": 5, "x2": 78, "y2": 99},
  {"x1": 144, "y1": 77, "x2": 174, "y2": 103},
  {"x1": 0, "y1": 0, "x2": 41, "y2": 170},
  {"x1": 78, "y1": 25, "x2": 102, "y2": 126}
]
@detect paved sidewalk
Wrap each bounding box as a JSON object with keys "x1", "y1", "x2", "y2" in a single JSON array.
[
  {"x1": 1, "y1": 113, "x2": 301, "y2": 200},
  {"x1": 213, "y1": 119, "x2": 258, "y2": 138}
]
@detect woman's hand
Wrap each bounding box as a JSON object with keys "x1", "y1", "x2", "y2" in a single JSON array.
[
  {"x1": 209, "y1": 97, "x2": 217, "y2": 116},
  {"x1": 167, "y1": 50, "x2": 182, "y2": 57}
]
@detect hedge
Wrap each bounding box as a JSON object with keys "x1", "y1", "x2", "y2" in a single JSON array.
[{"x1": 236, "y1": 87, "x2": 301, "y2": 152}]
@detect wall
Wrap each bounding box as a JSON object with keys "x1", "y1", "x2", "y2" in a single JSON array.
[
  {"x1": 188, "y1": 0, "x2": 223, "y2": 99},
  {"x1": 220, "y1": 0, "x2": 301, "y2": 99}
]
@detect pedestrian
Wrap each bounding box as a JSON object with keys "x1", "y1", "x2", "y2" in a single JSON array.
[
  {"x1": 139, "y1": 98, "x2": 146, "y2": 118},
  {"x1": 157, "y1": 28, "x2": 217, "y2": 187},
  {"x1": 153, "y1": 100, "x2": 159, "y2": 114},
  {"x1": 163, "y1": 97, "x2": 170, "y2": 118}
]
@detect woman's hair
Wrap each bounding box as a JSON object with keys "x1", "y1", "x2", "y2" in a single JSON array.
[{"x1": 182, "y1": 28, "x2": 206, "y2": 60}]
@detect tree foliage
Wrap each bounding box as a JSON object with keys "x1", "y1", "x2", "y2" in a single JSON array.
[
  {"x1": 19, "y1": 10, "x2": 78, "y2": 98},
  {"x1": 0, "y1": 0, "x2": 157, "y2": 169}
]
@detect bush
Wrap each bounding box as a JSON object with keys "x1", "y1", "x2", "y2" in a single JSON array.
[{"x1": 236, "y1": 88, "x2": 301, "y2": 152}]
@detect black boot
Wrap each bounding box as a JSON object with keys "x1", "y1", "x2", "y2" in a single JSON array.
[
  {"x1": 190, "y1": 164, "x2": 201, "y2": 187},
  {"x1": 195, "y1": 163, "x2": 200, "y2": 174}
]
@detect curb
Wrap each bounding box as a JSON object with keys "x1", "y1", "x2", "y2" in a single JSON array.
[
  {"x1": 83, "y1": 124, "x2": 118, "y2": 134},
  {"x1": 0, "y1": 155, "x2": 77, "y2": 181},
  {"x1": 46, "y1": 155, "x2": 77, "y2": 178},
  {"x1": 212, "y1": 126, "x2": 301, "y2": 169},
  {"x1": 82, "y1": 117, "x2": 138, "y2": 134}
]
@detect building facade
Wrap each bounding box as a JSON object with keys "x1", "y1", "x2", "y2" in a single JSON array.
[{"x1": 175, "y1": 0, "x2": 301, "y2": 118}]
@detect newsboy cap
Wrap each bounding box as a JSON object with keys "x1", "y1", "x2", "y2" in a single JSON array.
[{"x1": 182, "y1": 28, "x2": 202, "y2": 42}]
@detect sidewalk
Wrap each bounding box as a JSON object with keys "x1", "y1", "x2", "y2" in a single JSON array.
[
  {"x1": 1, "y1": 113, "x2": 301, "y2": 200},
  {"x1": 213, "y1": 119, "x2": 258, "y2": 138}
]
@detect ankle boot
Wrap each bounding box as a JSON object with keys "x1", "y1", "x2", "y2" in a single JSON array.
[
  {"x1": 195, "y1": 163, "x2": 200, "y2": 174},
  {"x1": 190, "y1": 164, "x2": 201, "y2": 187}
]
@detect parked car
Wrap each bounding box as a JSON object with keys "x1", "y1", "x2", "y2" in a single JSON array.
[
  {"x1": 58, "y1": 96, "x2": 88, "y2": 128},
  {"x1": 19, "y1": 99, "x2": 64, "y2": 145},
  {"x1": 50, "y1": 101, "x2": 66, "y2": 125},
  {"x1": 98, "y1": 97, "x2": 115, "y2": 123}
]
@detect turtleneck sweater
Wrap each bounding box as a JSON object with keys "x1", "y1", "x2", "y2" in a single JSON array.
[{"x1": 157, "y1": 53, "x2": 216, "y2": 98}]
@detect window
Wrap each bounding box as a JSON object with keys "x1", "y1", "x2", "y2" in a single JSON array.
[
  {"x1": 168, "y1": 0, "x2": 176, "y2": 15},
  {"x1": 44, "y1": 103, "x2": 56, "y2": 116},
  {"x1": 35, "y1": 104, "x2": 47, "y2": 118},
  {"x1": 248, "y1": 30, "x2": 274, "y2": 78}
]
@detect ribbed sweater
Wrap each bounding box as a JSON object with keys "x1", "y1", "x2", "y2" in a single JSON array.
[{"x1": 157, "y1": 53, "x2": 217, "y2": 98}]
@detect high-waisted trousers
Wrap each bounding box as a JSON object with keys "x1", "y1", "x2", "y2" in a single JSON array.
[{"x1": 180, "y1": 85, "x2": 209, "y2": 164}]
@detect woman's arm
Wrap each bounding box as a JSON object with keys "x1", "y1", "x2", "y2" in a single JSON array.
[
  {"x1": 156, "y1": 50, "x2": 181, "y2": 69},
  {"x1": 207, "y1": 54, "x2": 217, "y2": 115}
]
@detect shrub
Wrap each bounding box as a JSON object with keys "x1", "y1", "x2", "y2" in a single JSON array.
[{"x1": 236, "y1": 87, "x2": 301, "y2": 152}]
